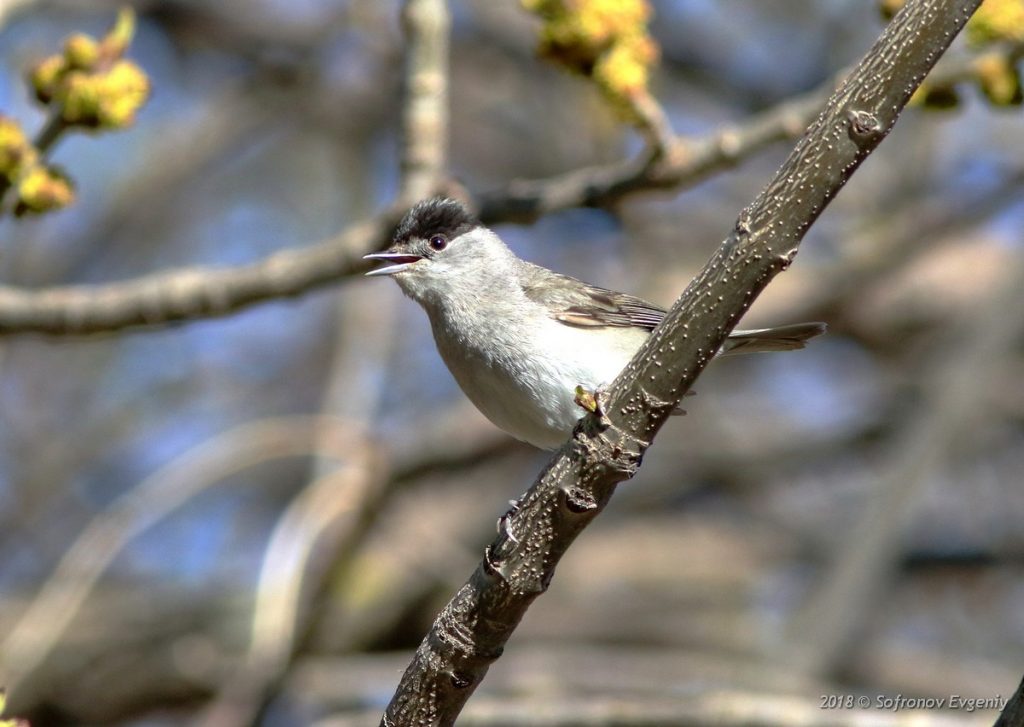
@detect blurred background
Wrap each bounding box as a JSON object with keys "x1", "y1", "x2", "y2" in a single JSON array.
[{"x1": 0, "y1": 0, "x2": 1023, "y2": 725}]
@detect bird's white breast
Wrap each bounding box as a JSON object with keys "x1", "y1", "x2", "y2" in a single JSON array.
[{"x1": 431, "y1": 305, "x2": 648, "y2": 449}]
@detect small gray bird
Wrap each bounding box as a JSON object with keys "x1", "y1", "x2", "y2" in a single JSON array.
[{"x1": 365, "y1": 197, "x2": 825, "y2": 450}]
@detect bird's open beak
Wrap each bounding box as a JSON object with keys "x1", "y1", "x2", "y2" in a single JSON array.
[{"x1": 363, "y1": 251, "x2": 424, "y2": 276}]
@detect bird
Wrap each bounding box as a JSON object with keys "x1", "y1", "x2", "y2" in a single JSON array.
[{"x1": 365, "y1": 197, "x2": 825, "y2": 450}]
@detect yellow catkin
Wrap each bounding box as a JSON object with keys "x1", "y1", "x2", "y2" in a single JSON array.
[
  {"x1": 96, "y1": 60, "x2": 150, "y2": 127},
  {"x1": 16, "y1": 165, "x2": 75, "y2": 215},
  {"x1": 967, "y1": 0, "x2": 1024, "y2": 44},
  {"x1": 976, "y1": 53, "x2": 1022, "y2": 104},
  {"x1": 0, "y1": 117, "x2": 36, "y2": 181},
  {"x1": 522, "y1": 0, "x2": 659, "y2": 119},
  {"x1": 64, "y1": 32, "x2": 100, "y2": 70},
  {"x1": 25, "y1": 7, "x2": 149, "y2": 130}
]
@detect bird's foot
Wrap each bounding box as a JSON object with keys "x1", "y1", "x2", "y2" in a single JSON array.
[{"x1": 574, "y1": 385, "x2": 612, "y2": 426}]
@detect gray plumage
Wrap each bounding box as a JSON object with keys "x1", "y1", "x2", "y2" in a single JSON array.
[{"x1": 366, "y1": 198, "x2": 826, "y2": 449}]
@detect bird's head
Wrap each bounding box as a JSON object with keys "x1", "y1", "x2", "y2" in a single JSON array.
[{"x1": 364, "y1": 197, "x2": 514, "y2": 306}]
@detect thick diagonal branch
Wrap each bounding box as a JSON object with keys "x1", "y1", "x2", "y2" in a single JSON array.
[{"x1": 381, "y1": 1, "x2": 984, "y2": 724}]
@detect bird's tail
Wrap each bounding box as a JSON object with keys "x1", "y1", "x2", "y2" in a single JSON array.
[{"x1": 720, "y1": 322, "x2": 827, "y2": 355}]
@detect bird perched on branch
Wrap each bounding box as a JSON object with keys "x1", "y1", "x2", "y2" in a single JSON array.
[{"x1": 366, "y1": 197, "x2": 825, "y2": 449}]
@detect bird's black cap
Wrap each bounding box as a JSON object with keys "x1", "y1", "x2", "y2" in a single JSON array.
[{"x1": 393, "y1": 197, "x2": 478, "y2": 244}]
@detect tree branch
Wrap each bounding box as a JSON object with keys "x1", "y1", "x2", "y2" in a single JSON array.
[
  {"x1": 381, "y1": 1, "x2": 984, "y2": 724},
  {"x1": 0, "y1": 416, "x2": 360, "y2": 710},
  {"x1": 195, "y1": 432, "x2": 384, "y2": 727},
  {"x1": 32, "y1": 113, "x2": 67, "y2": 155},
  {"x1": 193, "y1": 3, "x2": 454, "y2": 723},
  {"x1": 785, "y1": 254, "x2": 1024, "y2": 677},
  {"x1": 0, "y1": 39, "x2": 1013, "y2": 336},
  {"x1": 477, "y1": 40, "x2": 1023, "y2": 225},
  {"x1": 398, "y1": 0, "x2": 450, "y2": 203},
  {"x1": 0, "y1": 113, "x2": 69, "y2": 213},
  {"x1": 0, "y1": 213, "x2": 398, "y2": 335},
  {"x1": 477, "y1": 82, "x2": 825, "y2": 224},
  {"x1": 996, "y1": 674, "x2": 1024, "y2": 727}
]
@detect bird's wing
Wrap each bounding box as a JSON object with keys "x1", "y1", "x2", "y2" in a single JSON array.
[{"x1": 519, "y1": 264, "x2": 666, "y2": 331}]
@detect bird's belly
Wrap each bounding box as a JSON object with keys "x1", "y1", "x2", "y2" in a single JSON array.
[
  {"x1": 436, "y1": 322, "x2": 647, "y2": 450},
  {"x1": 455, "y1": 360, "x2": 579, "y2": 450}
]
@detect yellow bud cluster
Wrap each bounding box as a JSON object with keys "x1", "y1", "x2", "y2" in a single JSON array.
[
  {"x1": 56, "y1": 60, "x2": 150, "y2": 128},
  {"x1": 976, "y1": 53, "x2": 1023, "y2": 104},
  {"x1": 14, "y1": 164, "x2": 75, "y2": 217},
  {"x1": 64, "y1": 32, "x2": 100, "y2": 70},
  {"x1": 908, "y1": 82, "x2": 960, "y2": 109},
  {"x1": 0, "y1": 116, "x2": 37, "y2": 182},
  {"x1": 29, "y1": 55, "x2": 65, "y2": 104},
  {"x1": 967, "y1": 0, "x2": 1024, "y2": 45},
  {"x1": 905, "y1": 0, "x2": 1024, "y2": 112},
  {"x1": 27, "y1": 7, "x2": 149, "y2": 130},
  {"x1": 594, "y1": 32, "x2": 657, "y2": 107},
  {"x1": 100, "y1": 61, "x2": 149, "y2": 127},
  {"x1": 522, "y1": 0, "x2": 659, "y2": 119},
  {"x1": 0, "y1": 115, "x2": 73, "y2": 216},
  {"x1": 876, "y1": 0, "x2": 907, "y2": 20}
]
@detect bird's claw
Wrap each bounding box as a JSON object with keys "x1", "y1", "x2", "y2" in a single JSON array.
[{"x1": 574, "y1": 385, "x2": 612, "y2": 426}]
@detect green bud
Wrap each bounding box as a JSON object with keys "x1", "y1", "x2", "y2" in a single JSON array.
[{"x1": 64, "y1": 32, "x2": 101, "y2": 70}]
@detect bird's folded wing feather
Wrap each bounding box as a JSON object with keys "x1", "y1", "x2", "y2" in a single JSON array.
[
  {"x1": 519, "y1": 264, "x2": 666, "y2": 331},
  {"x1": 519, "y1": 263, "x2": 827, "y2": 352}
]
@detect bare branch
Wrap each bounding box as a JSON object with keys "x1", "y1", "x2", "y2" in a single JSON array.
[
  {"x1": 381, "y1": 1, "x2": 984, "y2": 724},
  {"x1": 0, "y1": 41, "x2": 1015, "y2": 336},
  {"x1": 0, "y1": 212, "x2": 398, "y2": 335},
  {"x1": 477, "y1": 41, "x2": 1023, "y2": 225},
  {"x1": 996, "y1": 675, "x2": 1024, "y2": 727},
  {"x1": 196, "y1": 435, "x2": 385, "y2": 727},
  {"x1": 32, "y1": 113, "x2": 67, "y2": 154},
  {"x1": 786, "y1": 255, "x2": 1024, "y2": 675},
  {"x1": 399, "y1": 0, "x2": 450, "y2": 203},
  {"x1": 478, "y1": 83, "x2": 824, "y2": 225},
  {"x1": 0, "y1": 416, "x2": 361, "y2": 709},
  {"x1": 193, "y1": 5, "x2": 453, "y2": 721}
]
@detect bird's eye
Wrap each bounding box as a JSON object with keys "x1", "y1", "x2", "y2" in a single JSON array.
[{"x1": 429, "y1": 235, "x2": 447, "y2": 251}]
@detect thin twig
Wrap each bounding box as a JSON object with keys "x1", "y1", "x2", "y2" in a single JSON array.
[
  {"x1": 195, "y1": 4, "x2": 454, "y2": 720},
  {"x1": 0, "y1": 416, "x2": 359, "y2": 707},
  {"x1": 196, "y1": 433, "x2": 384, "y2": 727},
  {"x1": 32, "y1": 113, "x2": 67, "y2": 154},
  {"x1": 630, "y1": 90, "x2": 679, "y2": 163},
  {"x1": 786, "y1": 254, "x2": 1024, "y2": 676},
  {"x1": 477, "y1": 42, "x2": 1023, "y2": 224},
  {"x1": 476, "y1": 82, "x2": 827, "y2": 224},
  {"x1": 398, "y1": 0, "x2": 450, "y2": 203},
  {"x1": 0, "y1": 42, "x2": 1014, "y2": 335},
  {"x1": 0, "y1": 113, "x2": 67, "y2": 213}
]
